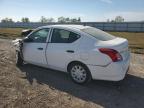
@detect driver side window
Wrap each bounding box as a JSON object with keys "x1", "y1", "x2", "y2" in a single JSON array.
[{"x1": 29, "y1": 28, "x2": 50, "y2": 43}]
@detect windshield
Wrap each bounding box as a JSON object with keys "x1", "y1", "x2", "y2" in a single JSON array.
[{"x1": 81, "y1": 27, "x2": 116, "y2": 41}]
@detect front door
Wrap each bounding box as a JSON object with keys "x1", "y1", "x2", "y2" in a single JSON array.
[
  {"x1": 46, "y1": 28, "x2": 80, "y2": 71},
  {"x1": 23, "y1": 28, "x2": 50, "y2": 66}
]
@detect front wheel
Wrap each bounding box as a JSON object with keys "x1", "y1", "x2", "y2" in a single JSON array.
[
  {"x1": 68, "y1": 63, "x2": 92, "y2": 84},
  {"x1": 16, "y1": 51, "x2": 23, "y2": 66}
]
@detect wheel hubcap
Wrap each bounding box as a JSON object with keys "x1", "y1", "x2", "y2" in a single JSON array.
[{"x1": 71, "y1": 65, "x2": 87, "y2": 83}]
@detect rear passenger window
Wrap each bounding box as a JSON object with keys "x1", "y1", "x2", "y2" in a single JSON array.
[
  {"x1": 81, "y1": 27, "x2": 116, "y2": 41},
  {"x1": 51, "y1": 29, "x2": 80, "y2": 43}
]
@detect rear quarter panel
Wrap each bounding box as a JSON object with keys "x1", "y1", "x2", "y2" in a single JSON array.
[{"x1": 70, "y1": 34, "x2": 112, "y2": 67}]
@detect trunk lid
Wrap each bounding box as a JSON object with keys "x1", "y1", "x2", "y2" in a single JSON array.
[{"x1": 97, "y1": 37, "x2": 130, "y2": 61}]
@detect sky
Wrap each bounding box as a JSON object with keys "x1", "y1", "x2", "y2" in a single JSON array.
[{"x1": 0, "y1": 0, "x2": 144, "y2": 22}]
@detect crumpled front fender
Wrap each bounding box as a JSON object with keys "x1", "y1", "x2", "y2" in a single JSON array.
[
  {"x1": 12, "y1": 39, "x2": 22, "y2": 51},
  {"x1": 12, "y1": 39, "x2": 24, "y2": 59}
]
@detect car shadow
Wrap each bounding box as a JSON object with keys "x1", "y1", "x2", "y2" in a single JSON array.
[{"x1": 18, "y1": 64, "x2": 144, "y2": 108}]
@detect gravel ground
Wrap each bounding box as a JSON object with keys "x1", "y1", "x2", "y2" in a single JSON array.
[{"x1": 0, "y1": 39, "x2": 144, "y2": 108}]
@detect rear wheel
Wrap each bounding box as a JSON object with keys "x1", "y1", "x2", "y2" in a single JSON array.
[
  {"x1": 68, "y1": 63, "x2": 92, "y2": 84},
  {"x1": 16, "y1": 51, "x2": 23, "y2": 66}
]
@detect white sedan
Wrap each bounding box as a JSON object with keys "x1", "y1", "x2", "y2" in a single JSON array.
[{"x1": 14, "y1": 25, "x2": 130, "y2": 84}]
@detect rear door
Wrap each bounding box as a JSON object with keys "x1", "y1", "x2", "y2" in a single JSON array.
[
  {"x1": 46, "y1": 28, "x2": 80, "y2": 71},
  {"x1": 23, "y1": 28, "x2": 50, "y2": 66}
]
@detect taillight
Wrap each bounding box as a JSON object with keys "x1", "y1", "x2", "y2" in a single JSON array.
[{"x1": 99, "y1": 48, "x2": 122, "y2": 62}]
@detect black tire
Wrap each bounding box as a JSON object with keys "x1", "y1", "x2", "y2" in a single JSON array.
[
  {"x1": 16, "y1": 51, "x2": 23, "y2": 66},
  {"x1": 68, "y1": 63, "x2": 92, "y2": 84}
]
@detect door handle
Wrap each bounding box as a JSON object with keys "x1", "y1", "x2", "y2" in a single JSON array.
[
  {"x1": 37, "y1": 48, "x2": 43, "y2": 50},
  {"x1": 66, "y1": 50, "x2": 74, "y2": 53}
]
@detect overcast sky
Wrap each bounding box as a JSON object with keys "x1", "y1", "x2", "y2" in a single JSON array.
[{"x1": 0, "y1": 0, "x2": 144, "y2": 22}]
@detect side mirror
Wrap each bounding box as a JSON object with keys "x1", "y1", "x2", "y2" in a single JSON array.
[{"x1": 23, "y1": 37, "x2": 33, "y2": 42}]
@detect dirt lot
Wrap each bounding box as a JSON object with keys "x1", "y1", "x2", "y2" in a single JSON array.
[{"x1": 0, "y1": 39, "x2": 144, "y2": 108}]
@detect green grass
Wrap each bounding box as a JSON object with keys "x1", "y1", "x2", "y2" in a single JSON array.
[
  {"x1": 0, "y1": 28, "x2": 24, "y2": 39},
  {"x1": 108, "y1": 32, "x2": 144, "y2": 54},
  {"x1": 108, "y1": 32, "x2": 144, "y2": 49},
  {"x1": 0, "y1": 28, "x2": 144, "y2": 54}
]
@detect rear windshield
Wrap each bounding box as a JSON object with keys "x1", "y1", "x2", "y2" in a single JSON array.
[{"x1": 81, "y1": 27, "x2": 116, "y2": 41}]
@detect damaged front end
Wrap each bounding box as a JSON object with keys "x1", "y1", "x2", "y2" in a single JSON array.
[
  {"x1": 12, "y1": 29, "x2": 33, "y2": 51},
  {"x1": 12, "y1": 39, "x2": 23, "y2": 52},
  {"x1": 12, "y1": 39, "x2": 24, "y2": 58}
]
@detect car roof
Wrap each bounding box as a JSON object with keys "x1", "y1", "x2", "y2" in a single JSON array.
[{"x1": 41, "y1": 24, "x2": 89, "y2": 31}]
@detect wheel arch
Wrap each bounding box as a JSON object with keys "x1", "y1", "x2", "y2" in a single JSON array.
[
  {"x1": 67, "y1": 60, "x2": 92, "y2": 83},
  {"x1": 67, "y1": 61, "x2": 90, "y2": 73}
]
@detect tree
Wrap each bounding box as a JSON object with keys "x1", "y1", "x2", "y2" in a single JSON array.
[
  {"x1": 70, "y1": 18, "x2": 81, "y2": 23},
  {"x1": 70, "y1": 18, "x2": 78, "y2": 23},
  {"x1": 40, "y1": 16, "x2": 47, "y2": 23},
  {"x1": 111, "y1": 20, "x2": 115, "y2": 22},
  {"x1": 107, "y1": 19, "x2": 110, "y2": 22},
  {"x1": 1, "y1": 18, "x2": 14, "y2": 23},
  {"x1": 21, "y1": 17, "x2": 30, "y2": 23},
  {"x1": 107, "y1": 16, "x2": 124, "y2": 22},
  {"x1": 65, "y1": 17, "x2": 70, "y2": 22},
  {"x1": 58, "y1": 17, "x2": 66, "y2": 23},
  {"x1": 57, "y1": 17, "x2": 81, "y2": 23},
  {"x1": 47, "y1": 18, "x2": 55, "y2": 22},
  {"x1": 78, "y1": 17, "x2": 81, "y2": 22},
  {"x1": 40, "y1": 16, "x2": 55, "y2": 23},
  {"x1": 115, "y1": 16, "x2": 124, "y2": 22}
]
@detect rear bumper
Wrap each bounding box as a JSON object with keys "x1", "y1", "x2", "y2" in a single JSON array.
[{"x1": 87, "y1": 55, "x2": 130, "y2": 81}]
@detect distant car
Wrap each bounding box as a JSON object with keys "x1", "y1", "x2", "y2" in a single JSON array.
[{"x1": 14, "y1": 25, "x2": 130, "y2": 84}]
